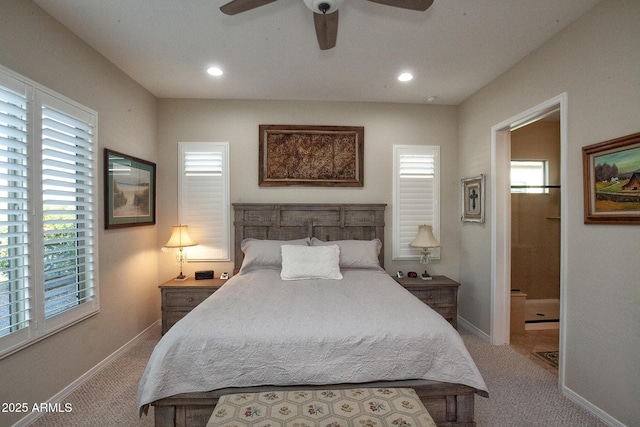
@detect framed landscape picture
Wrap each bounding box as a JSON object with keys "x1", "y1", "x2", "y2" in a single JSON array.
[
  {"x1": 461, "y1": 174, "x2": 485, "y2": 223},
  {"x1": 582, "y1": 132, "x2": 640, "y2": 224},
  {"x1": 105, "y1": 149, "x2": 156, "y2": 229}
]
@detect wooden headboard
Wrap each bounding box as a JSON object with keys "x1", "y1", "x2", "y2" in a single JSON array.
[{"x1": 233, "y1": 203, "x2": 386, "y2": 273}]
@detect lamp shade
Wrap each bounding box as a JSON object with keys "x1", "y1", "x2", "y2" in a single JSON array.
[
  {"x1": 409, "y1": 224, "x2": 440, "y2": 248},
  {"x1": 164, "y1": 225, "x2": 197, "y2": 248}
]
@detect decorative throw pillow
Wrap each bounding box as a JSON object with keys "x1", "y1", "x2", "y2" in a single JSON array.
[
  {"x1": 239, "y1": 238, "x2": 310, "y2": 274},
  {"x1": 310, "y1": 238, "x2": 382, "y2": 270},
  {"x1": 280, "y1": 244, "x2": 343, "y2": 280}
]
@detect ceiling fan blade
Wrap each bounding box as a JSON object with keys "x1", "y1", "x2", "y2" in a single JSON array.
[
  {"x1": 220, "y1": 0, "x2": 278, "y2": 15},
  {"x1": 366, "y1": 0, "x2": 434, "y2": 12},
  {"x1": 313, "y1": 11, "x2": 339, "y2": 50}
]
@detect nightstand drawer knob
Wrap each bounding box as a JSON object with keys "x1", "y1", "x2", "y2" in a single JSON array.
[{"x1": 188, "y1": 297, "x2": 194, "y2": 302}]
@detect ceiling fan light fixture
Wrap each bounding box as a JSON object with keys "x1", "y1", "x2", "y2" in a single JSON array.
[{"x1": 303, "y1": 0, "x2": 343, "y2": 14}]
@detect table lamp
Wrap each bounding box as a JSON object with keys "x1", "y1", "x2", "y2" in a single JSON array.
[
  {"x1": 409, "y1": 224, "x2": 440, "y2": 280},
  {"x1": 164, "y1": 225, "x2": 197, "y2": 281}
]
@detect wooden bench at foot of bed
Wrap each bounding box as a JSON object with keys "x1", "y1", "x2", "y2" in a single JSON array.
[{"x1": 151, "y1": 380, "x2": 481, "y2": 427}]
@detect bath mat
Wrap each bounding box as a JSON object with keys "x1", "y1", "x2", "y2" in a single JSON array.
[{"x1": 533, "y1": 351, "x2": 559, "y2": 368}]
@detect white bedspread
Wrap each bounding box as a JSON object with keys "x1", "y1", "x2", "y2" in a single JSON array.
[{"x1": 137, "y1": 270, "x2": 487, "y2": 413}]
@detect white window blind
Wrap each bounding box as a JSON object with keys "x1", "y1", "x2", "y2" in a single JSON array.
[
  {"x1": 0, "y1": 66, "x2": 98, "y2": 358},
  {"x1": 0, "y1": 75, "x2": 30, "y2": 345},
  {"x1": 178, "y1": 142, "x2": 230, "y2": 261},
  {"x1": 393, "y1": 145, "x2": 440, "y2": 260},
  {"x1": 41, "y1": 98, "x2": 97, "y2": 324}
]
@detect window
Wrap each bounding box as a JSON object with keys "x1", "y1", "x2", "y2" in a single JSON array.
[
  {"x1": 392, "y1": 145, "x2": 440, "y2": 260},
  {"x1": 178, "y1": 142, "x2": 230, "y2": 261},
  {"x1": 511, "y1": 160, "x2": 548, "y2": 193},
  {"x1": 0, "y1": 66, "x2": 98, "y2": 358}
]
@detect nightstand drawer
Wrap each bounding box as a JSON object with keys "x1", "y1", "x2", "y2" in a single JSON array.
[
  {"x1": 394, "y1": 275, "x2": 460, "y2": 329},
  {"x1": 410, "y1": 288, "x2": 456, "y2": 306},
  {"x1": 430, "y1": 306, "x2": 456, "y2": 323},
  {"x1": 160, "y1": 278, "x2": 226, "y2": 335},
  {"x1": 164, "y1": 289, "x2": 213, "y2": 309},
  {"x1": 164, "y1": 311, "x2": 189, "y2": 332}
]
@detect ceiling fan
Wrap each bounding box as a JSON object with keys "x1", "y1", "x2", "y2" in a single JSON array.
[{"x1": 219, "y1": 0, "x2": 434, "y2": 50}]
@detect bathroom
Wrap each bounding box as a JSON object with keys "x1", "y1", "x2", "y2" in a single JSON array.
[{"x1": 510, "y1": 117, "x2": 561, "y2": 332}]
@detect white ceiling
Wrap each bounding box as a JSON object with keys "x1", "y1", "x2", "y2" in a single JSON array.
[{"x1": 33, "y1": 0, "x2": 600, "y2": 105}]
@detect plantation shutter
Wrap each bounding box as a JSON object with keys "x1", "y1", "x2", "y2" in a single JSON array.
[
  {"x1": 0, "y1": 66, "x2": 99, "y2": 358},
  {"x1": 393, "y1": 145, "x2": 440, "y2": 260},
  {"x1": 178, "y1": 142, "x2": 230, "y2": 261},
  {"x1": 0, "y1": 75, "x2": 31, "y2": 343},
  {"x1": 40, "y1": 92, "x2": 98, "y2": 327}
]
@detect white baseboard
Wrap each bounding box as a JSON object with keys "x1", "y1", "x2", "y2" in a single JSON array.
[
  {"x1": 457, "y1": 315, "x2": 491, "y2": 342},
  {"x1": 12, "y1": 320, "x2": 160, "y2": 427},
  {"x1": 563, "y1": 385, "x2": 625, "y2": 427}
]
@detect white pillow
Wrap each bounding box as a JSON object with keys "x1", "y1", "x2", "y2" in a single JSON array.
[
  {"x1": 239, "y1": 238, "x2": 310, "y2": 274},
  {"x1": 310, "y1": 238, "x2": 383, "y2": 270},
  {"x1": 280, "y1": 245, "x2": 343, "y2": 280}
]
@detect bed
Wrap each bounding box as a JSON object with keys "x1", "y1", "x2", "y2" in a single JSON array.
[{"x1": 139, "y1": 203, "x2": 488, "y2": 427}]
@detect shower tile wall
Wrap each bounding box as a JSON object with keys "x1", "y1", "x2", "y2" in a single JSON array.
[{"x1": 511, "y1": 120, "x2": 561, "y2": 299}]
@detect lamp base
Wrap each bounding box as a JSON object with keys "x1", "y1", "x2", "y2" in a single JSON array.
[
  {"x1": 421, "y1": 271, "x2": 433, "y2": 280},
  {"x1": 174, "y1": 273, "x2": 188, "y2": 282}
]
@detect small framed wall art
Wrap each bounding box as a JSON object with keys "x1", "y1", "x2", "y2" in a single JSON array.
[
  {"x1": 104, "y1": 149, "x2": 156, "y2": 229},
  {"x1": 461, "y1": 174, "x2": 485, "y2": 223},
  {"x1": 582, "y1": 132, "x2": 640, "y2": 224}
]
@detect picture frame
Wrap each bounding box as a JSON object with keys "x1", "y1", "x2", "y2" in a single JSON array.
[
  {"x1": 582, "y1": 132, "x2": 640, "y2": 225},
  {"x1": 259, "y1": 124, "x2": 364, "y2": 187},
  {"x1": 461, "y1": 174, "x2": 485, "y2": 223},
  {"x1": 104, "y1": 149, "x2": 156, "y2": 229}
]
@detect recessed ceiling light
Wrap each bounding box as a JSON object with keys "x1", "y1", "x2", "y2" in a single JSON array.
[
  {"x1": 426, "y1": 96, "x2": 438, "y2": 103},
  {"x1": 398, "y1": 72, "x2": 413, "y2": 82},
  {"x1": 207, "y1": 67, "x2": 223, "y2": 77}
]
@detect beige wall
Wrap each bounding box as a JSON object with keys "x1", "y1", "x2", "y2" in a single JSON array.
[
  {"x1": 0, "y1": 2, "x2": 159, "y2": 425},
  {"x1": 157, "y1": 99, "x2": 460, "y2": 281},
  {"x1": 458, "y1": 0, "x2": 639, "y2": 424}
]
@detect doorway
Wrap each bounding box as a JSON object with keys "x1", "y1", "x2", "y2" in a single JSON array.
[
  {"x1": 490, "y1": 94, "x2": 568, "y2": 383},
  {"x1": 509, "y1": 116, "x2": 561, "y2": 374}
]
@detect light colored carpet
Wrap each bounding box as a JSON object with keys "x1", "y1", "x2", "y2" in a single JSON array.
[
  {"x1": 464, "y1": 333, "x2": 607, "y2": 427},
  {"x1": 30, "y1": 333, "x2": 156, "y2": 427},
  {"x1": 29, "y1": 328, "x2": 608, "y2": 427}
]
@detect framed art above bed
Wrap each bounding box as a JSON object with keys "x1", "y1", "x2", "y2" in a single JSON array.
[{"x1": 258, "y1": 125, "x2": 364, "y2": 187}]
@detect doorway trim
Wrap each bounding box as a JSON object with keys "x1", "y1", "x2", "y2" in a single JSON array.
[{"x1": 490, "y1": 93, "x2": 568, "y2": 379}]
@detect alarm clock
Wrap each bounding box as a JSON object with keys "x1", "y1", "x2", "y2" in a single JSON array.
[
  {"x1": 408, "y1": 271, "x2": 418, "y2": 278},
  {"x1": 195, "y1": 270, "x2": 214, "y2": 280}
]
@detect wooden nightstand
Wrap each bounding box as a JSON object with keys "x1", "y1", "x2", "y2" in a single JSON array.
[
  {"x1": 159, "y1": 277, "x2": 226, "y2": 335},
  {"x1": 393, "y1": 275, "x2": 460, "y2": 329}
]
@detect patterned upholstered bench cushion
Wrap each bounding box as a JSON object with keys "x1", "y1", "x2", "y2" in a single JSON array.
[{"x1": 206, "y1": 387, "x2": 436, "y2": 427}]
